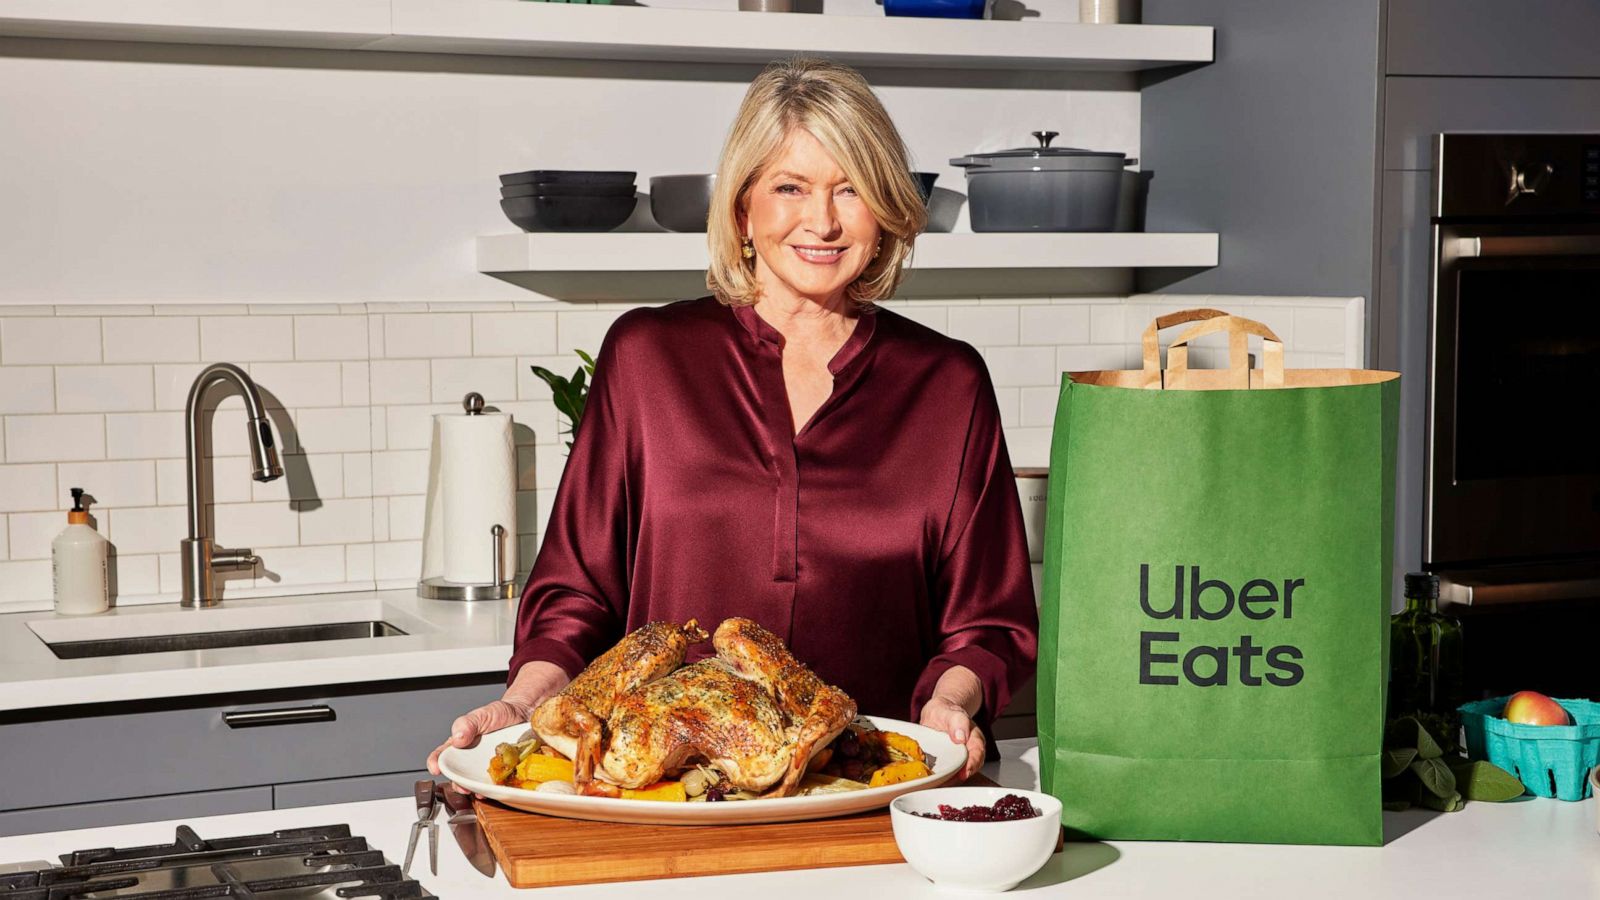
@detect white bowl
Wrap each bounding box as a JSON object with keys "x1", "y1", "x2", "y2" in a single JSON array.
[{"x1": 889, "y1": 786, "x2": 1062, "y2": 892}]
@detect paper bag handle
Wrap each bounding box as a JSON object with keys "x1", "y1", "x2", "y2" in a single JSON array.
[
  {"x1": 1140, "y1": 309, "x2": 1285, "y2": 389},
  {"x1": 1167, "y1": 315, "x2": 1286, "y2": 389}
]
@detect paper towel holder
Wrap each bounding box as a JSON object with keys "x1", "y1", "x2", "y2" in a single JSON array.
[{"x1": 419, "y1": 523, "x2": 517, "y2": 601}]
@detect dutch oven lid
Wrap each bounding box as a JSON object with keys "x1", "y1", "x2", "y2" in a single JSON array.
[{"x1": 950, "y1": 131, "x2": 1129, "y2": 171}]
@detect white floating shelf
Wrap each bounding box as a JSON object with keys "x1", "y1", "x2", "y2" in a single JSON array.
[
  {"x1": 0, "y1": 0, "x2": 1214, "y2": 71},
  {"x1": 477, "y1": 232, "x2": 1220, "y2": 301}
]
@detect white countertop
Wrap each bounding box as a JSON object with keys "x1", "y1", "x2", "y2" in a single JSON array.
[
  {"x1": 1, "y1": 738, "x2": 1593, "y2": 898},
  {"x1": 0, "y1": 589, "x2": 517, "y2": 711}
]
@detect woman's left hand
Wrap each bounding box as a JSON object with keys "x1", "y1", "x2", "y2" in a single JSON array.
[
  {"x1": 920, "y1": 664, "x2": 987, "y2": 780},
  {"x1": 920, "y1": 694, "x2": 986, "y2": 781}
]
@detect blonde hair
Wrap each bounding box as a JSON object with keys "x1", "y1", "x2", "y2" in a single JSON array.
[{"x1": 706, "y1": 57, "x2": 927, "y2": 308}]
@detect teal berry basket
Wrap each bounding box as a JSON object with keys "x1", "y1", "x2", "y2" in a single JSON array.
[{"x1": 1458, "y1": 696, "x2": 1600, "y2": 801}]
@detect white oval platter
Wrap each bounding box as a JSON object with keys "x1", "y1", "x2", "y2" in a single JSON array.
[{"x1": 438, "y1": 715, "x2": 963, "y2": 826}]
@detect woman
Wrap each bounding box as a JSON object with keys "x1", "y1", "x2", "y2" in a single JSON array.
[{"x1": 429, "y1": 57, "x2": 1036, "y2": 783}]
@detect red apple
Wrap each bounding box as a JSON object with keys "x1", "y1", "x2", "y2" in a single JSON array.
[{"x1": 1503, "y1": 691, "x2": 1570, "y2": 726}]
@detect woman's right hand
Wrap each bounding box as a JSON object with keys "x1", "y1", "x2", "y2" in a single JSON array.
[{"x1": 426, "y1": 660, "x2": 570, "y2": 792}]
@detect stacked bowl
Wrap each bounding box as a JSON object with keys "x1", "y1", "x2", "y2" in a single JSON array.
[{"x1": 499, "y1": 170, "x2": 637, "y2": 232}]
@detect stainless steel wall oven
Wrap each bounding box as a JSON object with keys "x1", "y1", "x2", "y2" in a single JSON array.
[{"x1": 1427, "y1": 134, "x2": 1600, "y2": 605}]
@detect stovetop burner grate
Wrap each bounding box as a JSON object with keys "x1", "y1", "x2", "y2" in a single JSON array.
[{"x1": 0, "y1": 824, "x2": 432, "y2": 899}]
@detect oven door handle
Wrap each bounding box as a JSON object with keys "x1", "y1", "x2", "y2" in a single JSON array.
[{"x1": 1455, "y1": 235, "x2": 1600, "y2": 258}]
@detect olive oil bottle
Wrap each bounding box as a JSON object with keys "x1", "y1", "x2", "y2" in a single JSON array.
[{"x1": 1388, "y1": 572, "x2": 1465, "y2": 734}]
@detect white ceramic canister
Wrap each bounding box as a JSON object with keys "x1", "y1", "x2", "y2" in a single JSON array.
[{"x1": 1015, "y1": 467, "x2": 1049, "y2": 564}]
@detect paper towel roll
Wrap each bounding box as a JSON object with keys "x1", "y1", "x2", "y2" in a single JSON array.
[{"x1": 421, "y1": 411, "x2": 516, "y2": 585}]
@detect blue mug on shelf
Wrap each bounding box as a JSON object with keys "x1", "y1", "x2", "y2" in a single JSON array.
[{"x1": 883, "y1": 0, "x2": 991, "y2": 20}]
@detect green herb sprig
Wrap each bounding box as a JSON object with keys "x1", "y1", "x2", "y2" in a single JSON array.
[
  {"x1": 1382, "y1": 715, "x2": 1524, "y2": 812},
  {"x1": 530, "y1": 349, "x2": 595, "y2": 453}
]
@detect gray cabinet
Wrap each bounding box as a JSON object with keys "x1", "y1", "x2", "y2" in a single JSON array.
[
  {"x1": 0, "y1": 673, "x2": 504, "y2": 837},
  {"x1": 1387, "y1": 0, "x2": 1600, "y2": 78},
  {"x1": 0, "y1": 787, "x2": 273, "y2": 837}
]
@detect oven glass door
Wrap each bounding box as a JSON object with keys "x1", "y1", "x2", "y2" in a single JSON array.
[{"x1": 1428, "y1": 226, "x2": 1600, "y2": 569}]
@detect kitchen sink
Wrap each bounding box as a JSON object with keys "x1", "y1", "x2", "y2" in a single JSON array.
[{"x1": 43, "y1": 620, "x2": 409, "y2": 660}]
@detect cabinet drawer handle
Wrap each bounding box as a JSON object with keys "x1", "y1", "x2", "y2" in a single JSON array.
[{"x1": 222, "y1": 705, "x2": 335, "y2": 728}]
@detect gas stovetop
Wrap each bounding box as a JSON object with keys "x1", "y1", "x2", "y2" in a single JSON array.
[{"x1": 0, "y1": 824, "x2": 432, "y2": 899}]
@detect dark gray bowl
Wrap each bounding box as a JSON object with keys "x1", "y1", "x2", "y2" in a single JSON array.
[
  {"x1": 499, "y1": 169, "x2": 637, "y2": 187},
  {"x1": 649, "y1": 174, "x2": 716, "y2": 232},
  {"x1": 500, "y1": 194, "x2": 637, "y2": 233},
  {"x1": 501, "y1": 181, "x2": 636, "y2": 199}
]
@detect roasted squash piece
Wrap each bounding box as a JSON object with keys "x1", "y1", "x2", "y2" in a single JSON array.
[
  {"x1": 621, "y1": 780, "x2": 688, "y2": 802},
  {"x1": 880, "y1": 731, "x2": 925, "y2": 764},
  {"x1": 515, "y1": 753, "x2": 575, "y2": 786},
  {"x1": 868, "y1": 759, "x2": 932, "y2": 788}
]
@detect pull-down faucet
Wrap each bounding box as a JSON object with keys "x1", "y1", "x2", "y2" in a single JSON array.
[{"x1": 181, "y1": 363, "x2": 283, "y2": 608}]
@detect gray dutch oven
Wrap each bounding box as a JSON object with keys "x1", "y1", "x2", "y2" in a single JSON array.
[{"x1": 951, "y1": 131, "x2": 1129, "y2": 232}]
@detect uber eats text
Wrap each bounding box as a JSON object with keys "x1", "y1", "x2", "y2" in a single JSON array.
[{"x1": 1137, "y1": 564, "x2": 1305, "y2": 688}]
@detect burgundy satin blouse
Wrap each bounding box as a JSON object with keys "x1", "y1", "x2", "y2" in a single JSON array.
[{"x1": 510, "y1": 296, "x2": 1038, "y2": 729}]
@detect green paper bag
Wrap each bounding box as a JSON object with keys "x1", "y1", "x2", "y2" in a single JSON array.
[{"x1": 1037, "y1": 309, "x2": 1399, "y2": 846}]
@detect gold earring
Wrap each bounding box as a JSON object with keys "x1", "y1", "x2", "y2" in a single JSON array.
[
  {"x1": 873, "y1": 239, "x2": 882, "y2": 260},
  {"x1": 741, "y1": 239, "x2": 755, "y2": 260}
]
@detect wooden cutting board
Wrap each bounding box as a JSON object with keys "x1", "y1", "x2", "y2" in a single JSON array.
[{"x1": 474, "y1": 774, "x2": 1061, "y2": 889}]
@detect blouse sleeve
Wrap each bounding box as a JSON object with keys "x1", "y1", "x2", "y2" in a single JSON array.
[
  {"x1": 910, "y1": 362, "x2": 1040, "y2": 727},
  {"x1": 507, "y1": 322, "x2": 637, "y2": 685}
]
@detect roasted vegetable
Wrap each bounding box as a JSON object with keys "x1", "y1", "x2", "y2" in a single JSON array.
[
  {"x1": 880, "y1": 732, "x2": 925, "y2": 764},
  {"x1": 622, "y1": 780, "x2": 689, "y2": 802},
  {"x1": 868, "y1": 760, "x2": 932, "y2": 788},
  {"x1": 798, "y1": 773, "x2": 870, "y2": 795},
  {"x1": 515, "y1": 753, "x2": 576, "y2": 785}
]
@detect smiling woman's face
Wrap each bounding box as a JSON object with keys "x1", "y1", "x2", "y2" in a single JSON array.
[{"x1": 740, "y1": 128, "x2": 882, "y2": 308}]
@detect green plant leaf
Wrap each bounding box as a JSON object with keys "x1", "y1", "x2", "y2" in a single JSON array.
[
  {"x1": 1388, "y1": 717, "x2": 1444, "y2": 760},
  {"x1": 1382, "y1": 799, "x2": 1412, "y2": 812},
  {"x1": 576, "y1": 348, "x2": 596, "y2": 375},
  {"x1": 1410, "y1": 757, "x2": 1456, "y2": 798},
  {"x1": 1449, "y1": 760, "x2": 1525, "y2": 802},
  {"x1": 530, "y1": 365, "x2": 568, "y2": 392},
  {"x1": 1417, "y1": 789, "x2": 1464, "y2": 812},
  {"x1": 1382, "y1": 746, "x2": 1418, "y2": 779}
]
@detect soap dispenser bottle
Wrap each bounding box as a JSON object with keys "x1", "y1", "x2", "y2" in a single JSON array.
[{"x1": 52, "y1": 487, "x2": 109, "y2": 616}]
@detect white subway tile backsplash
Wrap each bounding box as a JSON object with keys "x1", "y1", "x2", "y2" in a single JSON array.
[
  {"x1": 294, "y1": 315, "x2": 368, "y2": 361},
  {"x1": 0, "y1": 560, "x2": 51, "y2": 604},
  {"x1": 431, "y1": 358, "x2": 516, "y2": 405},
  {"x1": 372, "y1": 450, "x2": 430, "y2": 496},
  {"x1": 249, "y1": 362, "x2": 344, "y2": 410},
  {"x1": 0, "y1": 293, "x2": 1365, "y2": 610},
  {"x1": 107, "y1": 505, "x2": 186, "y2": 555},
  {"x1": 201, "y1": 316, "x2": 293, "y2": 362},
  {"x1": 104, "y1": 318, "x2": 199, "y2": 363},
  {"x1": 388, "y1": 494, "x2": 426, "y2": 542},
  {"x1": 374, "y1": 540, "x2": 421, "y2": 583},
  {"x1": 111, "y1": 553, "x2": 161, "y2": 599},
  {"x1": 0, "y1": 464, "x2": 58, "y2": 511},
  {"x1": 153, "y1": 363, "x2": 206, "y2": 410},
  {"x1": 1020, "y1": 385, "x2": 1060, "y2": 428},
  {"x1": 341, "y1": 362, "x2": 370, "y2": 407},
  {"x1": 253, "y1": 453, "x2": 343, "y2": 503},
  {"x1": 55, "y1": 366, "x2": 154, "y2": 413},
  {"x1": 1019, "y1": 306, "x2": 1090, "y2": 345},
  {"x1": 384, "y1": 314, "x2": 470, "y2": 359},
  {"x1": 343, "y1": 453, "x2": 372, "y2": 498},
  {"x1": 7, "y1": 511, "x2": 58, "y2": 560},
  {"x1": 345, "y1": 542, "x2": 375, "y2": 584},
  {"x1": 1, "y1": 318, "x2": 100, "y2": 365},
  {"x1": 370, "y1": 361, "x2": 431, "y2": 405},
  {"x1": 6, "y1": 415, "x2": 105, "y2": 462},
  {"x1": 297, "y1": 497, "x2": 373, "y2": 545},
  {"x1": 258, "y1": 544, "x2": 345, "y2": 586},
  {"x1": 212, "y1": 501, "x2": 299, "y2": 548},
  {"x1": 0, "y1": 367, "x2": 54, "y2": 414},
  {"x1": 1089, "y1": 304, "x2": 1127, "y2": 344},
  {"x1": 557, "y1": 310, "x2": 623, "y2": 356},
  {"x1": 106, "y1": 411, "x2": 185, "y2": 460},
  {"x1": 948, "y1": 306, "x2": 1018, "y2": 347},
  {"x1": 983, "y1": 346, "x2": 1058, "y2": 388},
  {"x1": 293, "y1": 407, "x2": 372, "y2": 454},
  {"x1": 58, "y1": 460, "x2": 157, "y2": 509},
  {"x1": 473, "y1": 312, "x2": 557, "y2": 358}
]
